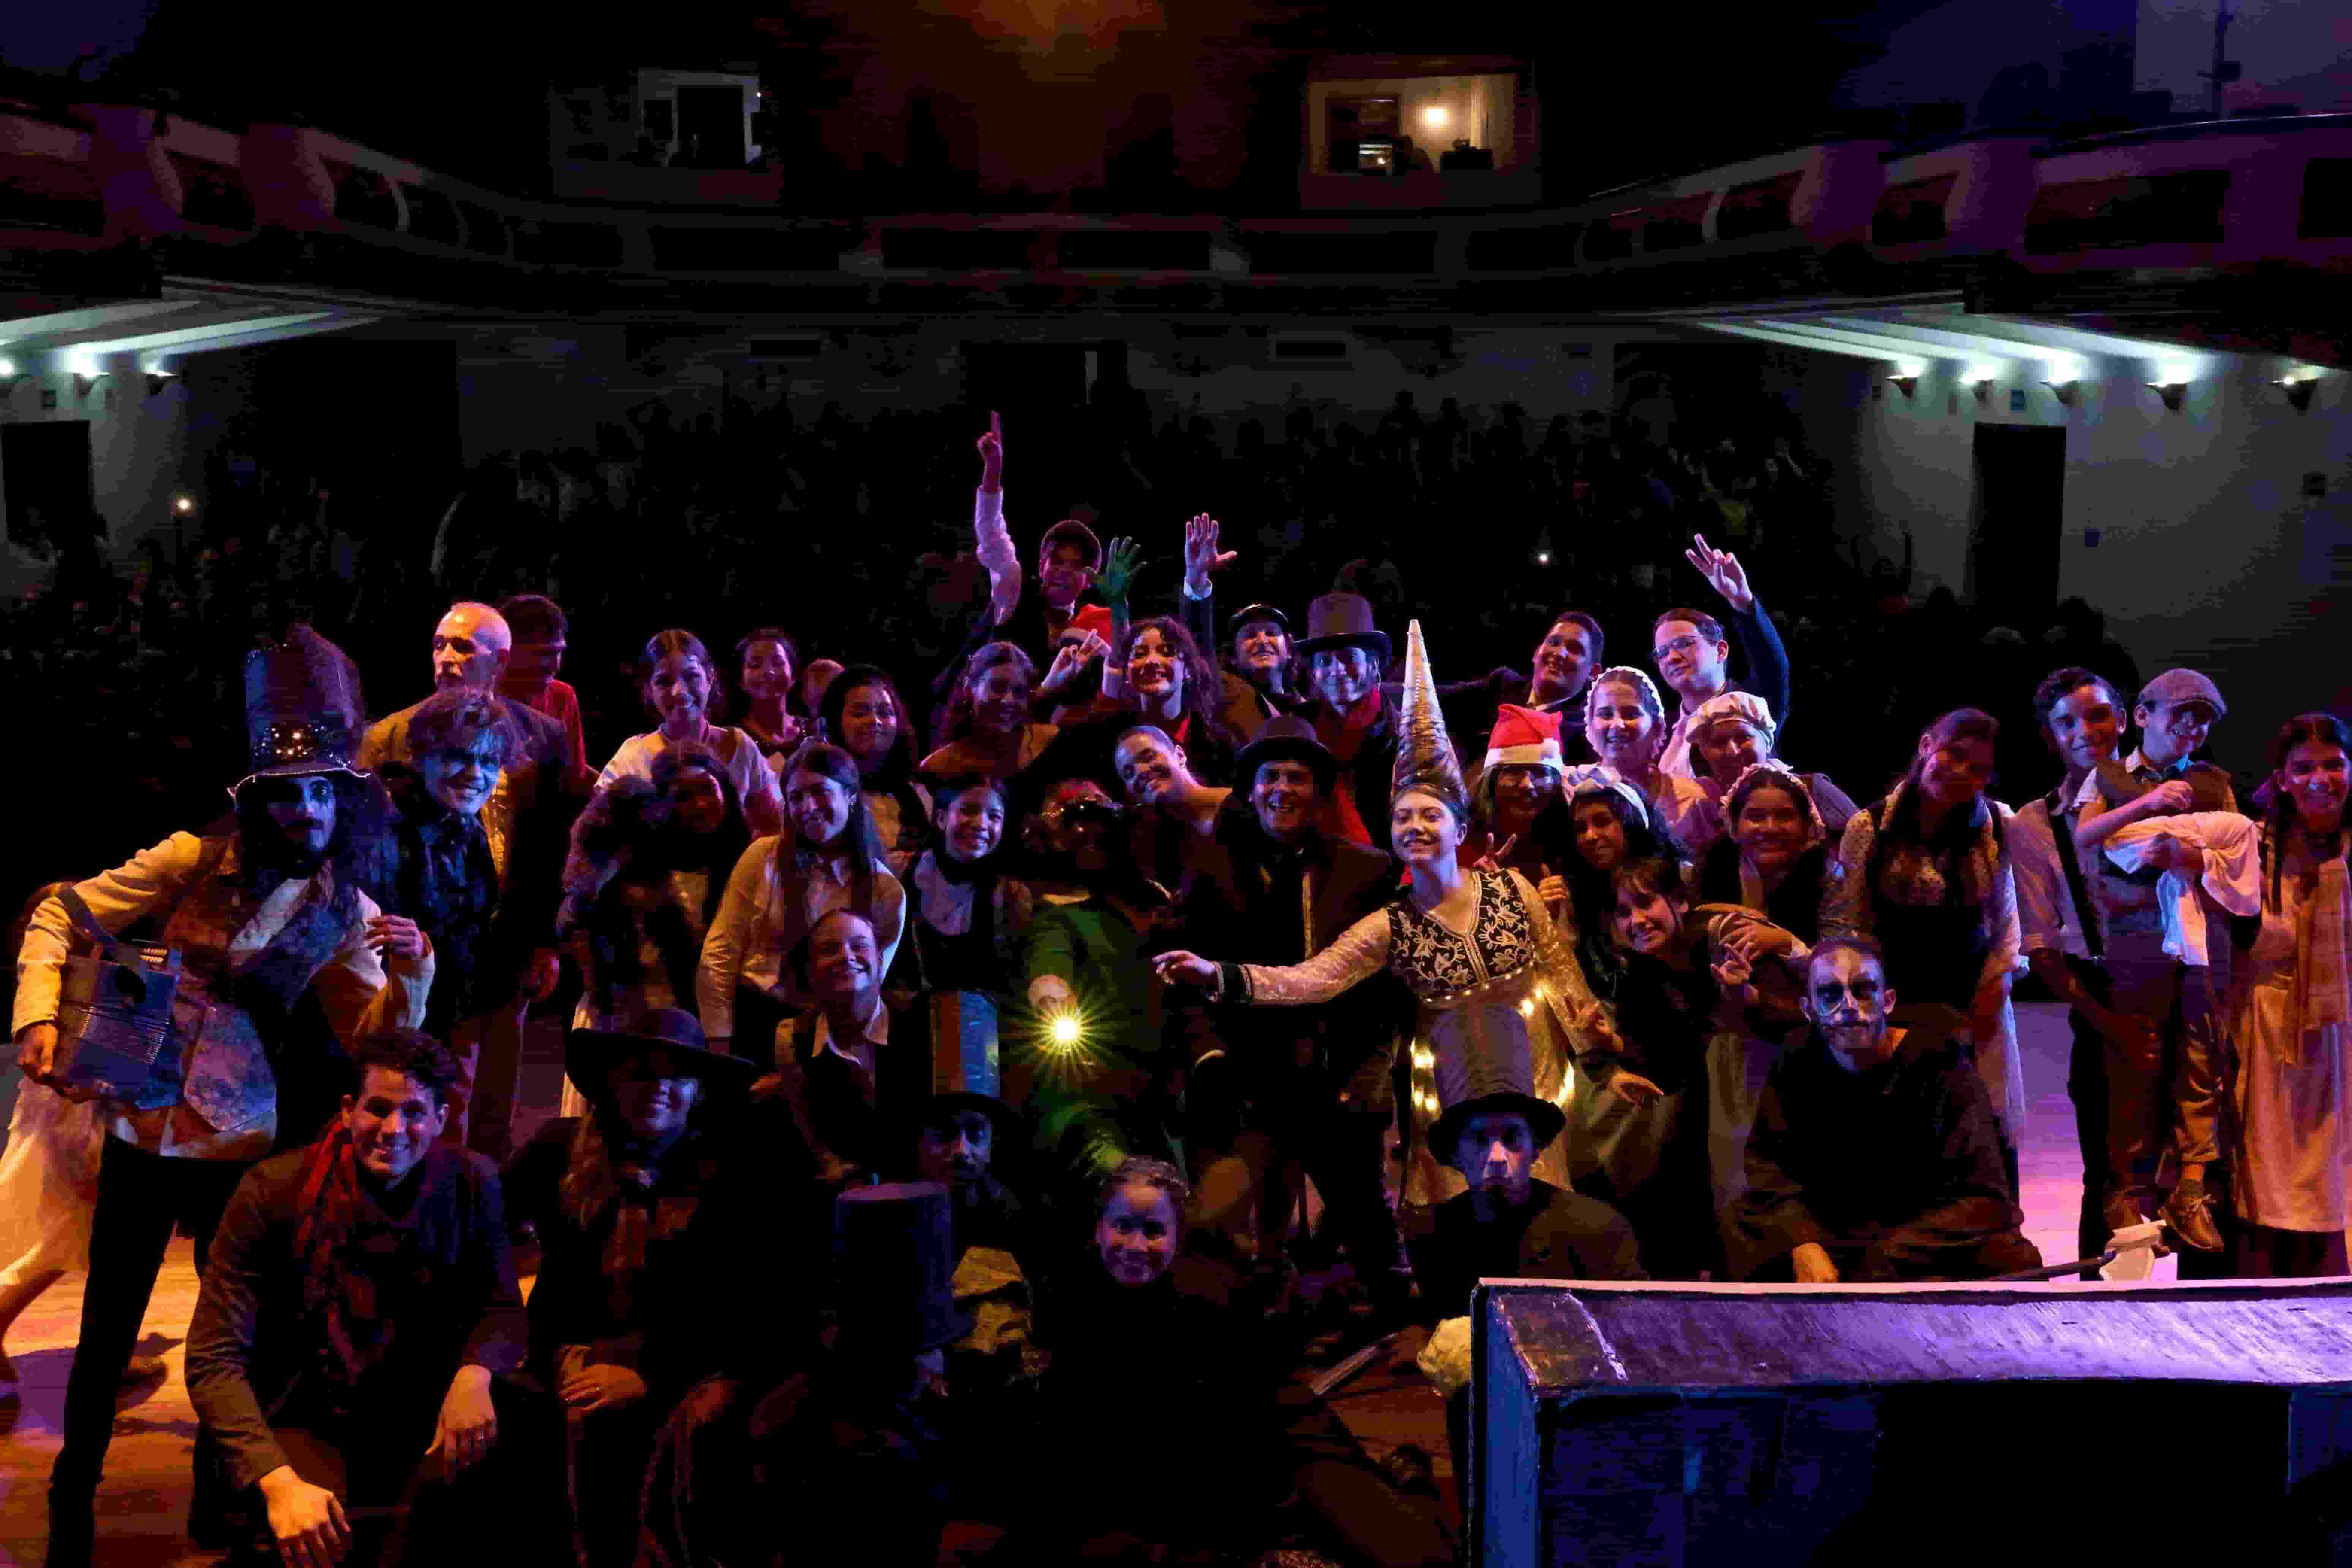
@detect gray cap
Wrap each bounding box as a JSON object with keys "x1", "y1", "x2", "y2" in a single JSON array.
[{"x1": 2138, "y1": 669, "x2": 2227, "y2": 719}]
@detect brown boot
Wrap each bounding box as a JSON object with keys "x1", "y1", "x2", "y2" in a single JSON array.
[{"x1": 2162, "y1": 1176, "x2": 2226, "y2": 1252}]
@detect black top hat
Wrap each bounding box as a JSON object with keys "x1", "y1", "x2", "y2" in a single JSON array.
[
  {"x1": 1225, "y1": 602, "x2": 1291, "y2": 640},
  {"x1": 1232, "y1": 715, "x2": 1339, "y2": 795},
  {"x1": 833, "y1": 1181, "x2": 974, "y2": 1355},
  {"x1": 566, "y1": 1007, "x2": 758, "y2": 1104},
  {"x1": 1430, "y1": 1091, "x2": 1568, "y2": 1171},
  {"x1": 1293, "y1": 593, "x2": 1391, "y2": 664},
  {"x1": 1426, "y1": 1014, "x2": 1565, "y2": 1163},
  {"x1": 231, "y1": 625, "x2": 369, "y2": 797}
]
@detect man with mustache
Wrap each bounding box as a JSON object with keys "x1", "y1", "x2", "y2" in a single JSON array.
[
  {"x1": 184, "y1": 1031, "x2": 547, "y2": 1566},
  {"x1": 14, "y1": 626, "x2": 436, "y2": 1564},
  {"x1": 1726, "y1": 938, "x2": 2040, "y2": 1283},
  {"x1": 1170, "y1": 718, "x2": 1415, "y2": 1317}
]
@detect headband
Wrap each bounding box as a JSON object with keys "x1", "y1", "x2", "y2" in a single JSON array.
[
  {"x1": 1583, "y1": 665, "x2": 1667, "y2": 732},
  {"x1": 1723, "y1": 759, "x2": 1826, "y2": 842},
  {"x1": 1561, "y1": 763, "x2": 1652, "y2": 832}
]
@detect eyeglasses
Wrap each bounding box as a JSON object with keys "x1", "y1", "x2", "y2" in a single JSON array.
[{"x1": 1651, "y1": 634, "x2": 1706, "y2": 664}]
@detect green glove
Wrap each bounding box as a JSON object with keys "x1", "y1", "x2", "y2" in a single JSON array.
[{"x1": 1097, "y1": 536, "x2": 1143, "y2": 607}]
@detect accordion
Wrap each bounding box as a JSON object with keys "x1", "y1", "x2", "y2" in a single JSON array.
[{"x1": 49, "y1": 887, "x2": 187, "y2": 1111}]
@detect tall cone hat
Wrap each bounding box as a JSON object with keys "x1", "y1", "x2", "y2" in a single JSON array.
[{"x1": 1390, "y1": 620, "x2": 1467, "y2": 815}]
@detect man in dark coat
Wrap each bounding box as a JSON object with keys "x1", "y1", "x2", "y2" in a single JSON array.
[
  {"x1": 1173, "y1": 717, "x2": 1413, "y2": 1311},
  {"x1": 1726, "y1": 937, "x2": 2042, "y2": 1283},
  {"x1": 1291, "y1": 592, "x2": 1403, "y2": 850},
  {"x1": 183, "y1": 1032, "x2": 551, "y2": 1566}
]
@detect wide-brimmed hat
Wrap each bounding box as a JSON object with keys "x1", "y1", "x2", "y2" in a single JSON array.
[
  {"x1": 1232, "y1": 715, "x2": 1338, "y2": 795},
  {"x1": 229, "y1": 625, "x2": 370, "y2": 799},
  {"x1": 565, "y1": 1007, "x2": 757, "y2": 1103},
  {"x1": 833, "y1": 1181, "x2": 975, "y2": 1355},
  {"x1": 1295, "y1": 592, "x2": 1391, "y2": 664}
]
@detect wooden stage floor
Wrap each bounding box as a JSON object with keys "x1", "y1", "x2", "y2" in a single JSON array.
[{"x1": 0, "y1": 1002, "x2": 2202, "y2": 1564}]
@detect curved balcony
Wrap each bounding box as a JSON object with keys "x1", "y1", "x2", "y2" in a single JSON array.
[{"x1": 2, "y1": 100, "x2": 2347, "y2": 327}]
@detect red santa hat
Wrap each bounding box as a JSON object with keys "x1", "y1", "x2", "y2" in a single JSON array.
[{"x1": 1483, "y1": 705, "x2": 1565, "y2": 773}]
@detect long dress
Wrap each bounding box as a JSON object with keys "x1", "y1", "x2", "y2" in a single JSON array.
[
  {"x1": 1225, "y1": 867, "x2": 1604, "y2": 1206},
  {"x1": 2231, "y1": 826, "x2": 2352, "y2": 1271},
  {"x1": 0, "y1": 1083, "x2": 106, "y2": 1287}
]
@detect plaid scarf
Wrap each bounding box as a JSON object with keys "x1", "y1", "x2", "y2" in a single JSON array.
[{"x1": 292, "y1": 1126, "x2": 395, "y2": 1391}]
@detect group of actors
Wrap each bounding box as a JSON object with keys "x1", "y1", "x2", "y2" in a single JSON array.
[{"x1": 5, "y1": 415, "x2": 2348, "y2": 1568}]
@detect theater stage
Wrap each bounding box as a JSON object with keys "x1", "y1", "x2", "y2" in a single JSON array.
[{"x1": 0, "y1": 1002, "x2": 2326, "y2": 1565}]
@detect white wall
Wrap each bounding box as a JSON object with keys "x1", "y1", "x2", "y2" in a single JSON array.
[
  {"x1": 1805, "y1": 347, "x2": 2351, "y2": 774},
  {"x1": 0, "y1": 347, "x2": 255, "y2": 599}
]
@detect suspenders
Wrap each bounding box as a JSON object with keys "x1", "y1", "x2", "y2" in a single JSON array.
[{"x1": 2045, "y1": 787, "x2": 2105, "y2": 962}]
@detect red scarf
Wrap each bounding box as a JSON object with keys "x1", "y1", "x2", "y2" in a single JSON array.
[
  {"x1": 293, "y1": 1126, "x2": 380, "y2": 1388},
  {"x1": 1314, "y1": 692, "x2": 1385, "y2": 847}
]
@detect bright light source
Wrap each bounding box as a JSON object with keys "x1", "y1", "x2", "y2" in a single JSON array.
[
  {"x1": 2155, "y1": 361, "x2": 2197, "y2": 388},
  {"x1": 144, "y1": 362, "x2": 175, "y2": 378},
  {"x1": 1049, "y1": 1013, "x2": 1080, "y2": 1048},
  {"x1": 67, "y1": 355, "x2": 98, "y2": 378},
  {"x1": 1535, "y1": 551, "x2": 1551, "y2": 566},
  {"x1": 0, "y1": 357, "x2": 14, "y2": 376},
  {"x1": 174, "y1": 496, "x2": 195, "y2": 514},
  {"x1": 1421, "y1": 105, "x2": 1449, "y2": 129}
]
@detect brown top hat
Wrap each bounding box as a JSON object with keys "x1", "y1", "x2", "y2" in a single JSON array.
[{"x1": 1295, "y1": 593, "x2": 1391, "y2": 664}]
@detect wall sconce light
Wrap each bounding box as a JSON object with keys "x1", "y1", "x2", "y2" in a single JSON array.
[
  {"x1": 2042, "y1": 379, "x2": 2079, "y2": 407},
  {"x1": 1970, "y1": 378, "x2": 1995, "y2": 404},
  {"x1": 174, "y1": 495, "x2": 197, "y2": 516},
  {"x1": 2274, "y1": 375, "x2": 2318, "y2": 413},
  {"x1": 2145, "y1": 380, "x2": 2189, "y2": 412},
  {"x1": 73, "y1": 371, "x2": 103, "y2": 402},
  {"x1": 145, "y1": 365, "x2": 177, "y2": 397},
  {"x1": 0, "y1": 356, "x2": 19, "y2": 391},
  {"x1": 1421, "y1": 105, "x2": 1449, "y2": 130},
  {"x1": 1886, "y1": 375, "x2": 1919, "y2": 398}
]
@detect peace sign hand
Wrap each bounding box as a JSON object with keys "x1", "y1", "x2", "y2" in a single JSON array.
[{"x1": 1684, "y1": 533, "x2": 1755, "y2": 613}]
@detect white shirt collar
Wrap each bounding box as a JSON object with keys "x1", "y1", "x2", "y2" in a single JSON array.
[{"x1": 812, "y1": 1001, "x2": 888, "y2": 1063}]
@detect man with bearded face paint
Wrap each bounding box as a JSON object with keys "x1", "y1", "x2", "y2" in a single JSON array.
[
  {"x1": 1726, "y1": 940, "x2": 2041, "y2": 1283},
  {"x1": 16, "y1": 627, "x2": 435, "y2": 1562},
  {"x1": 1168, "y1": 718, "x2": 1414, "y2": 1306}
]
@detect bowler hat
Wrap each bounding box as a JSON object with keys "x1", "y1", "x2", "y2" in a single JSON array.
[
  {"x1": 1294, "y1": 593, "x2": 1391, "y2": 665},
  {"x1": 1233, "y1": 715, "x2": 1339, "y2": 796},
  {"x1": 565, "y1": 1007, "x2": 757, "y2": 1104}
]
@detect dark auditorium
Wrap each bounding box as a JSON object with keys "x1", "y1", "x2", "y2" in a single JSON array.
[{"x1": 3, "y1": 3, "x2": 2352, "y2": 1563}]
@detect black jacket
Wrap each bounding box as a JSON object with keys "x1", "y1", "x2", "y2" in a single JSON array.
[
  {"x1": 1726, "y1": 1005, "x2": 2033, "y2": 1282},
  {"x1": 1173, "y1": 801, "x2": 1411, "y2": 1109},
  {"x1": 184, "y1": 1144, "x2": 526, "y2": 1492},
  {"x1": 1400, "y1": 1179, "x2": 1648, "y2": 1323}
]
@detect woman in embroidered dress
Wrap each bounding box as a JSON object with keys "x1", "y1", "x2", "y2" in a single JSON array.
[
  {"x1": 1825, "y1": 708, "x2": 2027, "y2": 1181},
  {"x1": 1155, "y1": 623, "x2": 1612, "y2": 1206},
  {"x1": 2229, "y1": 713, "x2": 2352, "y2": 1277}
]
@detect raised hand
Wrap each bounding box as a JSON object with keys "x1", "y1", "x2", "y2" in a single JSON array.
[
  {"x1": 1470, "y1": 833, "x2": 1518, "y2": 873},
  {"x1": 1039, "y1": 630, "x2": 1110, "y2": 694},
  {"x1": 1181, "y1": 513, "x2": 1236, "y2": 593},
  {"x1": 977, "y1": 411, "x2": 1004, "y2": 490},
  {"x1": 1684, "y1": 533, "x2": 1754, "y2": 613},
  {"x1": 1099, "y1": 536, "x2": 1143, "y2": 606}
]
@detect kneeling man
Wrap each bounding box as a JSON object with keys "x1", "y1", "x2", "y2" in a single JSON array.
[
  {"x1": 186, "y1": 1031, "x2": 547, "y2": 1565},
  {"x1": 1728, "y1": 937, "x2": 2041, "y2": 1283}
]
